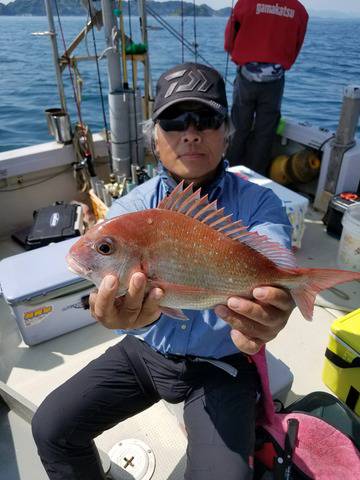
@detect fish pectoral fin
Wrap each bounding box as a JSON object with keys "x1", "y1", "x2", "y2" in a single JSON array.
[
  {"x1": 291, "y1": 285, "x2": 316, "y2": 321},
  {"x1": 160, "y1": 307, "x2": 189, "y2": 321}
]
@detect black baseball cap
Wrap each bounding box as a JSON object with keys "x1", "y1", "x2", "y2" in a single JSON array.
[{"x1": 152, "y1": 62, "x2": 228, "y2": 120}]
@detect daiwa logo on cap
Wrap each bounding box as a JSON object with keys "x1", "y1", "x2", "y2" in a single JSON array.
[
  {"x1": 164, "y1": 68, "x2": 213, "y2": 98},
  {"x1": 152, "y1": 62, "x2": 228, "y2": 119}
]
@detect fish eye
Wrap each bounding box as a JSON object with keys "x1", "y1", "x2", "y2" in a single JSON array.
[{"x1": 95, "y1": 237, "x2": 115, "y2": 256}]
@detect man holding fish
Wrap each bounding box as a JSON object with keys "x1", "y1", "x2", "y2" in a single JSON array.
[{"x1": 33, "y1": 63, "x2": 359, "y2": 480}]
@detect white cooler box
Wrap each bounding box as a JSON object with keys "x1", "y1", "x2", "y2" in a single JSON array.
[
  {"x1": 0, "y1": 238, "x2": 95, "y2": 346},
  {"x1": 228, "y1": 165, "x2": 309, "y2": 249}
]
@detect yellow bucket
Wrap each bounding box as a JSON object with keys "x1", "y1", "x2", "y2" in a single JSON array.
[{"x1": 322, "y1": 308, "x2": 360, "y2": 415}]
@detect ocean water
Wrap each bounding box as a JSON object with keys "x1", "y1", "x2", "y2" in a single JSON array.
[{"x1": 0, "y1": 15, "x2": 359, "y2": 153}]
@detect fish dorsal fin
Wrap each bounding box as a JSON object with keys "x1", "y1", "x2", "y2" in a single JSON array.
[{"x1": 157, "y1": 181, "x2": 297, "y2": 270}]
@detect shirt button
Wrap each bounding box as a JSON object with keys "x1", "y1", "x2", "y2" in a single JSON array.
[{"x1": 181, "y1": 324, "x2": 187, "y2": 330}]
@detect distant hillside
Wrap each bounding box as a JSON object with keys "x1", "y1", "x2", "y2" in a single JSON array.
[
  {"x1": 0, "y1": 0, "x2": 232, "y2": 17},
  {"x1": 2, "y1": 1, "x2": 359, "y2": 19},
  {"x1": 308, "y1": 8, "x2": 360, "y2": 19}
]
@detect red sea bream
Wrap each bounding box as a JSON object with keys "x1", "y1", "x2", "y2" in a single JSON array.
[{"x1": 66, "y1": 182, "x2": 360, "y2": 321}]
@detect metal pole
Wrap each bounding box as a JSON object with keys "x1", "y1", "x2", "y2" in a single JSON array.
[
  {"x1": 44, "y1": 0, "x2": 67, "y2": 112},
  {"x1": 314, "y1": 85, "x2": 360, "y2": 211},
  {"x1": 138, "y1": 0, "x2": 153, "y2": 118},
  {"x1": 101, "y1": 0, "x2": 122, "y2": 92},
  {"x1": 101, "y1": 0, "x2": 133, "y2": 176},
  {"x1": 118, "y1": 0, "x2": 129, "y2": 88}
]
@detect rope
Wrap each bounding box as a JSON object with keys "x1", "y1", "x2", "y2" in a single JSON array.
[{"x1": 72, "y1": 59, "x2": 83, "y2": 104}]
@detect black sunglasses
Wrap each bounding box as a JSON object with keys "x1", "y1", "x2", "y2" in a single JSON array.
[{"x1": 158, "y1": 111, "x2": 225, "y2": 132}]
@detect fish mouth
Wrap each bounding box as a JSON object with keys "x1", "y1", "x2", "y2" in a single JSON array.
[{"x1": 66, "y1": 253, "x2": 92, "y2": 278}]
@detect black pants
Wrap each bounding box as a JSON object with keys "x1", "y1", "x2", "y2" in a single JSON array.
[
  {"x1": 227, "y1": 70, "x2": 285, "y2": 176},
  {"x1": 32, "y1": 335, "x2": 260, "y2": 480}
]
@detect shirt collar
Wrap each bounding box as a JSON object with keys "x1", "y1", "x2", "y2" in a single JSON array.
[{"x1": 158, "y1": 159, "x2": 229, "y2": 201}]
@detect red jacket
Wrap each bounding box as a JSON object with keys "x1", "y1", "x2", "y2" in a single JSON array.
[{"x1": 224, "y1": 0, "x2": 308, "y2": 70}]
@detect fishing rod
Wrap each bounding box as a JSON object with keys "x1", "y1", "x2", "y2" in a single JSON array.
[
  {"x1": 138, "y1": 0, "x2": 153, "y2": 119},
  {"x1": 146, "y1": 4, "x2": 233, "y2": 87},
  {"x1": 146, "y1": 5, "x2": 197, "y2": 56},
  {"x1": 224, "y1": 0, "x2": 236, "y2": 84}
]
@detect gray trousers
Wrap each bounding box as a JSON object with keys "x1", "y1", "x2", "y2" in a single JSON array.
[
  {"x1": 32, "y1": 335, "x2": 260, "y2": 480},
  {"x1": 227, "y1": 70, "x2": 285, "y2": 176}
]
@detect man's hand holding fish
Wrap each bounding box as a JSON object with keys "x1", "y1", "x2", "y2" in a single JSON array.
[
  {"x1": 89, "y1": 272, "x2": 164, "y2": 330},
  {"x1": 215, "y1": 286, "x2": 295, "y2": 354}
]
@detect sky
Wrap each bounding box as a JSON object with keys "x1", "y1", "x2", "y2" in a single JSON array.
[{"x1": 1, "y1": 0, "x2": 360, "y2": 15}]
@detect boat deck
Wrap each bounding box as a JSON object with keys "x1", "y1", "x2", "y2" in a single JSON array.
[{"x1": 1, "y1": 208, "x2": 359, "y2": 479}]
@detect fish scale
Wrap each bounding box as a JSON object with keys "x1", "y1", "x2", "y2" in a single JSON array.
[
  {"x1": 145, "y1": 211, "x2": 257, "y2": 292},
  {"x1": 67, "y1": 181, "x2": 360, "y2": 321}
]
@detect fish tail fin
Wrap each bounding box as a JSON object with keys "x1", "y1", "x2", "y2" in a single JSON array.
[{"x1": 290, "y1": 268, "x2": 360, "y2": 321}]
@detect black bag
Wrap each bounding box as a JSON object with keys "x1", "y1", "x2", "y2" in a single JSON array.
[{"x1": 12, "y1": 202, "x2": 84, "y2": 250}]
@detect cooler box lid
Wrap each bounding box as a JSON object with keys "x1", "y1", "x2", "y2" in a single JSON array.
[
  {"x1": 330, "y1": 308, "x2": 360, "y2": 356},
  {"x1": 0, "y1": 238, "x2": 92, "y2": 305}
]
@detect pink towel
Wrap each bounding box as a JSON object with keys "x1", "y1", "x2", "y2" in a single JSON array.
[
  {"x1": 262, "y1": 412, "x2": 360, "y2": 479},
  {"x1": 252, "y1": 347, "x2": 360, "y2": 478}
]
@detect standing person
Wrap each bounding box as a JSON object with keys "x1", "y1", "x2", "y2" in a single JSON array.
[
  {"x1": 32, "y1": 62, "x2": 295, "y2": 480},
  {"x1": 225, "y1": 0, "x2": 308, "y2": 175}
]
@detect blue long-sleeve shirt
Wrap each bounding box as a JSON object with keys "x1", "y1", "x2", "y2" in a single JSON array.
[{"x1": 107, "y1": 161, "x2": 292, "y2": 359}]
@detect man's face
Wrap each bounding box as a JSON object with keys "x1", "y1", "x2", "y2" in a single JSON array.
[{"x1": 154, "y1": 102, "x2": 227, "y2": 185}]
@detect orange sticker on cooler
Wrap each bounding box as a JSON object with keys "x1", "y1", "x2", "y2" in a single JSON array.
[{"x1": 23, "y1": 305, "x2": 53, "y2": 326}]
